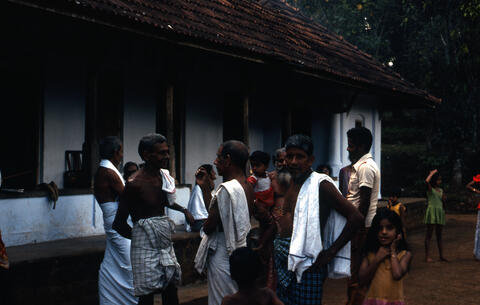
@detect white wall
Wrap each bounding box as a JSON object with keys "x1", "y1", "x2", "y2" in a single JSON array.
[
  {"x1": 184, "y1": 94, "x2": 223, "y2": 187},
  {"x1": 123, "y1": 67, "x2": 157, "y2": 167},
  {"x1": 43, "y1": 54, "x2": 86, "y2": 188},
  {"x1": 0, "y1": 195, "x2": 104, "y2": 247}
]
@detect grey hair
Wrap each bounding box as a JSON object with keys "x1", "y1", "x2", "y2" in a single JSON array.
[
  {"x1": 99, "y1": 136, "x2": 122, "y2": 159},
  {"x1": 138, "y1": 133, "x2": 167, "y2": 160},
  {"x1": 273, "y1": 147, "x2": 286, "y2": 162},
  {"x1": 221, "y1": 140, "x2": 249, "y2": 171},
  {"x1": 285, "y1": 134, "x2": 313, "y2": 156}
]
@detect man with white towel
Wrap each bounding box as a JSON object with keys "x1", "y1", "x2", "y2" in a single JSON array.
[
  {"x1": 113, "y1": 133, "x2": 194, "y2": 305},
  {"x1": 94, "y1": 136, "x2": 138, "y2": 305},
  {"x1": 274, "y1": 134, "x2": 363, "y2": 305},
  {"x1": 194, "y1": 140, "x2": 255, "y2": 305}
]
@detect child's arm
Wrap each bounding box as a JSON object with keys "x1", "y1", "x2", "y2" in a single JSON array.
[
  {"x1": 466, "y1": 180, "x2": 480, "y2": 193},
  {"x1": 425, "y1": 169, "x2": 437, "y2": 191},
  {"x1": 358, "y1": 247, "x2": 390, "y2": 287},
  {"x1": 390, "y1": 235, "x2": 413, "y2": 280}
]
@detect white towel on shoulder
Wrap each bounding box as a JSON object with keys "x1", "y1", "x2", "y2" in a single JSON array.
[
  {"x1": 100, "y1": 159, "x2": 125, "y2": 186},
  {"x1": 194, "y1": 179, "x2": 250, "y2": 273},
  {"x1": 288, "y1": 171, "x2": 350, "y2": 282},
  {"x1": 160, "y1": 169, "x2": 176, "y2": 206}
]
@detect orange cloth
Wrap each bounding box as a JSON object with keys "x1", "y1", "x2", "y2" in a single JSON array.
[{"x1": 0, "y1": 230, "x2": 9, "y2": 269}]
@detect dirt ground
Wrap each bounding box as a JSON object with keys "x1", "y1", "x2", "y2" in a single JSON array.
[{"x1": 166, "y1": 213, "x2": 480, "y2": 305}]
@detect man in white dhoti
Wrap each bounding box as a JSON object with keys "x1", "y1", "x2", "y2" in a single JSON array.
[
  {"x1": 113, "y1": 133, "x2": 194, "y2": 305},
  {"x1": 94, "y1": 136, "x2": 138, "y2": 305},
  {"x1": 194, "y1": 140, "x2": 255, "y2": 305}
]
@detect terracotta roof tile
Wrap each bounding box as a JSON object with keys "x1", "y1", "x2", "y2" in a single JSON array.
[{"x1": 13, "y1": 0, "x2": 440, "y2": 104}]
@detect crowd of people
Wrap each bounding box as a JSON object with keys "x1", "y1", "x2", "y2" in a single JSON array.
[{"x1": 91, "y1": 126, "x2": 478, "y2": 305}]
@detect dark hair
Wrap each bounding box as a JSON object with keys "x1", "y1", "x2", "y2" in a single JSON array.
[
  {"x1": 389, "y1": 186, "x2": 403, "y2": 198},
  {"x1": 99, "y1": 136, "x2": 122, "y2": 159},
  {"x1": 249, "y1": 150, "x2": 270, "y2": 167},
  {"x1": 316, "y1": 164, "x2": 332, "y2": 176},
  {"x1": 221, "y1": 140, "x2": 249, "y2": 171},
  {"x1": 364, "y1": 208, "x2": 409, "y2": 254},
  {"x1": 430, "y1": 172, "x2": 441, "y2": 187},
  {"x1": 123, "y1": 162, "x2": 139, "y2": 180},
  {"x1": 347, "y1": 127, "x2": 373, "y2": 152},
  {"x1": 199, "y1": 164, "x2": 214, "y2": 176},
  {"x1": 138, "y1": 133, "x2": 167, "y2": 160},
  {"x1": 285, "y1": 134, "x2": 313, "y2": 156},
  {"x1": 273, "y1": 147, "x2": 286, "y2": 163},
  {"x1": 229, "y1": 247, "x2": 262, "y2": 286}
]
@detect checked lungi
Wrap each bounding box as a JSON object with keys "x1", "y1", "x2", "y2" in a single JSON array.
[
  {"x1": 131, "y1": 216, "x2": 181, "y2": 296},
  {"x1": 274, "y1": 237, "x2": 327, "y2": 305}
]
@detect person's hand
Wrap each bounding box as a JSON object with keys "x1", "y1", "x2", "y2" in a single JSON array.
[
  {"x1": 390, "y1": 233, "x2": 402, "y2": 254},
  {"x1": 375, "y1": 246, "x2": 391, "y2": 262},
  {"x1": 430, "y1": 169, "x2": 438, "y2": 175},
  {"x1": 195, "y1": 167, "x2": 208, "y2": 186},
  {"x1": 310, "y1": 249, "x2": 334, "y2": 271},
  {"x1": 184, "y1": 209, "x2": 195, "y2": 226}
]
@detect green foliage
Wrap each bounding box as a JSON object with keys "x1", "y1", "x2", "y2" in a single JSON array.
[{"x1": 287, "y1": 0, "x2": 480, "y2": 195}]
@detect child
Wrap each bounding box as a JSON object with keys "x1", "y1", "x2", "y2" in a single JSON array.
[
  {"x1": 424, "y1": 169, "x2": 448, "y2": 262},
  {"x1": 248, "y1": 151, "x2": 274, "y2": 207},
  {"x1": 466, "y1": 174, "x2": 480, "y2": 261},
  {"x1": 359, "y1": 208, "x2": 412, "y2": 305},
  {"x1": 221, "y1": 247, "x2": 284, "y2": 305},
  {"x1": 387, "y1": 187, "x2": 407, "y2": 238}
]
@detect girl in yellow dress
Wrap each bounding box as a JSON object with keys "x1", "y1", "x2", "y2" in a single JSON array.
[{"x1": 359, "y1": 208, "x2": 412, "y2": 305}]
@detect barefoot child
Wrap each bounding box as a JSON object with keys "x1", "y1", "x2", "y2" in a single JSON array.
[
  {"x1": 466, "y1": 174, "x2": 480, "y2": 261},
  {"x1": 221, "y1": 247, "x2": 284, "y2": 305},
  {"x1": 359, "y1": 208, "x2": 412, "y2": 305},
  {"x1": 424, "y1": 169, "x2": 448, "y2": 262},
  {"x1": 387, "y1": 187, "x2": 407, "y2": 238}
]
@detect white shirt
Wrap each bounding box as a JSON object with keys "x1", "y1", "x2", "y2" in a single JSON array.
[{"x1": 346, "y1": 153, "x2": 380, "y2": 227}]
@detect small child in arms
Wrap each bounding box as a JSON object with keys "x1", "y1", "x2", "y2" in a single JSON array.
[{"x1": 221, "y1": 247, "x2": 284, "y2": 305}]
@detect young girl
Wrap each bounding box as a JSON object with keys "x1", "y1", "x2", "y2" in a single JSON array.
[
  {"x1": 359, "y1": 208, "x2": 412, "y2": 305},
  {"x1": 424, "y1": 169, "x2": 448, "y2": 262},
  {"x1": 466, "y1": 174, "x2": 480, "y2": 261}
]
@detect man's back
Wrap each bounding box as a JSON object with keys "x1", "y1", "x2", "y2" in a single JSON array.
[{"x1": 94, "y1": 167, "x2": 123, "y2": 203}]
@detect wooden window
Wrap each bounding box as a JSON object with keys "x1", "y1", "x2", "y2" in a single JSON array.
[{"x1": 0, "y1": 60, "x2": 41, "y2": 190}]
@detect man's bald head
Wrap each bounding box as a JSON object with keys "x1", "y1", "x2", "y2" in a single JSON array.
[{"x1": 220, "y1": 140, "x2": 249, "y2": 171}]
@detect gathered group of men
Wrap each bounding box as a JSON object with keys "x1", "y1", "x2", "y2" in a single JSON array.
[{"x1": 94, "y1": 126, "x2": 380, "y2": 305}]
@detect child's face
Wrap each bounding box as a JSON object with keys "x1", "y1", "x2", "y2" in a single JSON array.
[
  {"x1": 378, "y1": 218, "x2": 397, "y2": 246},
  {"x1": 388, "y1": 196, "x2": 398, "y2": 204},
  {"x1": 251, "y1": 161, "x2": 267, "y2": 177},
  {"x1": 435, "y1": 176, "x2": 442, "y2": 186}
]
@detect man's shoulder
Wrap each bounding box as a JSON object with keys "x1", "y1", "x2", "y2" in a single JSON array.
[{"x1": 357, "y1": 158, "x2": 379, "y2": 172}]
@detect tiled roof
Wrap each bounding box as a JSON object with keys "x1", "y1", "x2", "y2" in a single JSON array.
[{"x1": 12, "y1": 0, "x2": 440, "y2": 104}]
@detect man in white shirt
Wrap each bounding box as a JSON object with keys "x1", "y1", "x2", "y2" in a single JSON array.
[{"x1": 345, "y1": 127, "x2": 380, "y2": 305}]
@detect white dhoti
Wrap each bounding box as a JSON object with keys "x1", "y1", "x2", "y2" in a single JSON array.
[
  {"x1": 98, "y1": 202, "x2": 138, "y2": 305},
  {"x1": 474, "y1": 210, "x2": 480, "y2": 260},
  {"x1": 206, "y1": 232, "x2": 238, "y2": 305}
]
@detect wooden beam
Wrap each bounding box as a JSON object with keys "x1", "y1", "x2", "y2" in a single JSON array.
[{"x1": 165, "y1": 84, "x2": 176, "y2": 179}]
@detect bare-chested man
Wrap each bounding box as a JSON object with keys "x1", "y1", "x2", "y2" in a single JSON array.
[
  {"x1": 274, "y1": 135, "x2": 363, "y2": 305},
  {"x1": 94, "y1": 136, "x2": 137, "y2": 305},
  {"x1": 194, "y1": 140, "x2": 255, "y2": 305},
  {"x1": 113, "y1": 133, "x2": 194, "y2": 305}
]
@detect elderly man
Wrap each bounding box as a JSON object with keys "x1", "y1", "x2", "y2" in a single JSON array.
[
  {"x1": 273, "y1": 147, "x2": 287, "y2": 171},
  {"x1": 94, "y1": 136, "x2": 137, "y2": 305},
  {"x1": 194, "y1": 140, "x2": 254, "y2": 305},
  {"x1": 274, "y1": 135, "x2": 363, "y2": 305},
  {"x1": 344, "y1": 127, "x2": 381, "y2": 305},
  {"x1": 113, "y1": 133, "x2": 194, "y2": 305}
]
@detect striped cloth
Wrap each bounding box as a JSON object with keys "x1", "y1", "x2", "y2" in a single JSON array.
[
  {"x1": 274, "y1": 237, "x2": 327, "y2": 305},
  {"x1": 131, "y1": 216, "x2": 181, "y2": 296}
]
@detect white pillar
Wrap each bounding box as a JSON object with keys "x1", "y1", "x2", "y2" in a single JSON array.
[{"x1": 328, "y1": 113, "x2": 343, "y2": 178}]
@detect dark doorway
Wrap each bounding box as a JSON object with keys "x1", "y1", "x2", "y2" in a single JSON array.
[
  {"x1": 0, "y1": 60, "x2": 41, "y2": 189},
  {"x1": 223, "y1": 94, "x2": 245, "y2": 142}
]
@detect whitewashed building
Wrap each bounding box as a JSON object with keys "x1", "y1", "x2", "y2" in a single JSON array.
[{"x1": 1, "y1": 0, "x2": 438, "y2": 246}]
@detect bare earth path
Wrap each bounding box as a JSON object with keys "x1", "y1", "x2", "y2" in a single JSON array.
[{"x1": 165, "y1": 214, "x2": 480, "y2": 305}]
